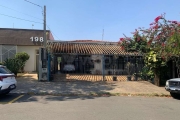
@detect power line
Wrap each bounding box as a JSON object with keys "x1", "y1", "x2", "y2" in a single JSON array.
[
  {"x1": 0, "y1": 4, "x2": 43, "y2": 20},
  {"x1": 24, "y1": 0, "x2": 47, "y2": 47},
  {"x1": 0, "y1": 13, "x2": 43, "y2": 24},
  {"x1": 0, "y1": 0, "x2": 60, "y2": 40},
  {"x1": 0, "y1": 3, "x2": 59, "y2": 41},
  {"x1": 24, "y1": 0, "x2": 43, "y2": 9},
  {"x1": 47, "y1": 25, "x2": 60, "y2": 40}
]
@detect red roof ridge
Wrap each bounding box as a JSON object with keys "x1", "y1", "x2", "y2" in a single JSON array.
[{"x1": 70, "y1": 40, "x2": 110, "y2": 42}]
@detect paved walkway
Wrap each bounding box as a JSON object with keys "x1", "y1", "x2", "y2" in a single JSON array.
[{"x1": 12, "y1": 73, "x2": 170, "y2": 96}]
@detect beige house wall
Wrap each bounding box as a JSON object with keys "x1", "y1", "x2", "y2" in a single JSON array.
[{"x1": 17, "y1": 46, "x2": 40, "y2": 72}]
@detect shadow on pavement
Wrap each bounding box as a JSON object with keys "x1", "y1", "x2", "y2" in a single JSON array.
[
  {"x1": 12, "y1": 75, "x2": 116, "y2": 103},
  {"x1": 16, "y1": 95, "x2": 111, "y2": 103},
  {"x1": 171, "y1": 96, "x2": 180, "y2": 100},
  {"x1": 15, "y1": 75, "x2": 117, "y2": 94},
  {"x1": 11, "y1": 74, "x2": 171, "y2": 104}
]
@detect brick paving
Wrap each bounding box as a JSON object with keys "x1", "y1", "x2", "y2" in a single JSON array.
[{"x1": 53, "y1": 74, "x2": 128, "y2": 81}]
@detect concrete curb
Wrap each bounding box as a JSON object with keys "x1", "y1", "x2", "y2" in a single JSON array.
[{"x1": 20, "y1": 92, "x2": 171, "y2": 98}]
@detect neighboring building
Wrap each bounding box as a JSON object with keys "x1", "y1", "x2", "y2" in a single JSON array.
[{"x1": 0, "y1": 28, "x2": 54, "y2": 72}]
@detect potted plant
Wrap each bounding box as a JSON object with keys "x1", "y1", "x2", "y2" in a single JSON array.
[{"x1": 125, "y1": 62, "x2": 134, "y2": 81}]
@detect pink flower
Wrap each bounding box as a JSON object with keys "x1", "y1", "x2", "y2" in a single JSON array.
[
  {"x1": 121, "y1": 46, "x2": 124, "y2": 50},
  {"x1": 172, "y1": 21, "x2": 178, "y2": 24},
  {"x1": 156, "y1": 35, "x2": 160, "y2": 40},
  {"x1": 147, "y1": 41, "x2": 152, "y2": 45},
  {"x1": 153, "y1": 24, "x2": 159, "y2": 29},
  {"x1": 120, "y1": 38, "x2": 124, "y2": 41},
  {"x1": 154, "y1": 16, "x2": 162, "y2": 23},
  {"x1": 162, "y1": 43, "x2": 165, "y2": 47},
  {"x1": 137, "y1": 37, "x2": 140, "y2": 41}
]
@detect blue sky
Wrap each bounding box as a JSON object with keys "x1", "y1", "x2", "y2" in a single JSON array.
[{"x1": 0, "y1": 0, "x2": 180, "y2": 42}]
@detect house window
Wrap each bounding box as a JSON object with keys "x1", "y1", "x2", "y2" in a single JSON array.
[
  {"x1": 0, "y1": 45, "x2": 16, "y2": 62},
  {"x1": 105, "y1": 55, "x2": 113, "y2": 69},
  {"x1": 117, "y1": 56, "x2": 124, "y2": 70}
]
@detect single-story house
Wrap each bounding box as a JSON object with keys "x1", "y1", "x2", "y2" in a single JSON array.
[{"x1": 47, "y1": 40, "x2": 144, "y2": 76}]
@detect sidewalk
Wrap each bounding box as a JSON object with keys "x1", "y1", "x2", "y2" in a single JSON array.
[{"x1": 13, "y1": 73, "x2": 170, "y2": 97}]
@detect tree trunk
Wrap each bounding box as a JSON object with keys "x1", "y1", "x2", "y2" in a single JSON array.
[
  {"x1": 154, "y1": 72, "x2": 160, "y2": 86},
  {"x1": 21, "y1": 67, "x2": 24, "y2": 73}
]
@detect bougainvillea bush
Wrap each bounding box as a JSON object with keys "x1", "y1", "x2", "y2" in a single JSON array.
[{"x1": 118, "y1": 13, "x2": 180, "y2": 86}]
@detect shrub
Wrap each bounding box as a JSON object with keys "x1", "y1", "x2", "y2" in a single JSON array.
[
  {"x1": 15, "y1": 52, "x2": 30, "y2": 62},
  {"x1": 15, "y1": 52, "x2": 30, "y2": 72},
  {"x1": 0, "y1": 62, "x2": 3, "y2": 65},
  {"x1": 3, "y1": 58, "x2": 23, "y2": 76}
]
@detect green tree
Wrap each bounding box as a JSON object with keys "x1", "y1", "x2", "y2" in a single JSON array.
[
  {"x1": 15, "y1": 52, "x2": 30, "y2": 72},
  {"x1": 118, "y1": 13, "x2": 180, "y2": 86}
]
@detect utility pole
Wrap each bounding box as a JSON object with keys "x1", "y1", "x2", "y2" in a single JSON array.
[
  {"x1": 102, "y1": 28, "x2": 105, "y2": 81},
  {"x1": 24, "y1": 1, "x2": 46, "y2": 47},
  {"x1": 43, "y1": 5, "x2": 47, "y2": 59},
  {"x1": 43, "y1": 5, "x2": 46, "y2": 48},
  {"x1": 24, "y1": 0, "x2": 48, "y2": 81}
]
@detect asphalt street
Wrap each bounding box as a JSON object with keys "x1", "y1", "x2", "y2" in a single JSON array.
[{"x1": 0, "y1": 94, "x2": 180, "y2": 120}]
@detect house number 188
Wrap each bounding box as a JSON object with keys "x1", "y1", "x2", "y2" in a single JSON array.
[{"x1": 30, "y1": 37, "x2": 44, "y2": 42}]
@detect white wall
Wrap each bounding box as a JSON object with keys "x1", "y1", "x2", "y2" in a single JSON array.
[
  {"x1": 91, "y1": 55, "x2": 102, "y2": 74},
  {"x1": 17, "y1": 46, "x2": 40, "y2": 72}
]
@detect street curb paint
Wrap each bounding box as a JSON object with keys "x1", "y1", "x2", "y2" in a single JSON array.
[{"x1": 8, "y1": 95, "x2": 24, "y2": 104}]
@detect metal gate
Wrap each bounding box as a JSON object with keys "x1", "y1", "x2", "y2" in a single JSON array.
[{"x1": 47, "y1": 41, "x2": 144, "y2": 82}]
